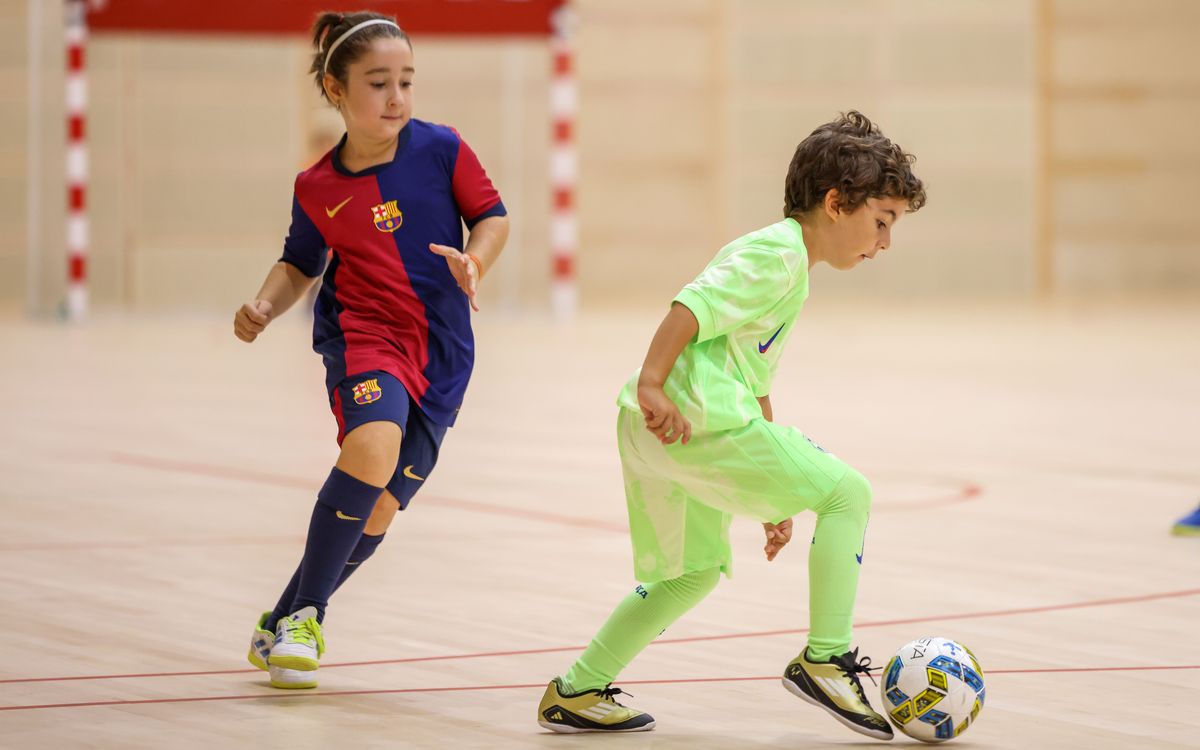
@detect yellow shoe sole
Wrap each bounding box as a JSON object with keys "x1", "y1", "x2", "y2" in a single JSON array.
[
  {"x1": 269, "y1": 655, "x2": 320, "y2": 671},
  {"x1": 1172, "y1": 524, "x2": 1200, "y2": 537},
  {"x1": 247, "y1": 646, "x2": 269, "y2": 671}
]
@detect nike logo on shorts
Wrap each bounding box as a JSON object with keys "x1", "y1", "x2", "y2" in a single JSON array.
[{"x1": 758, "y1": 324, "x2": 785, "y2": 353}]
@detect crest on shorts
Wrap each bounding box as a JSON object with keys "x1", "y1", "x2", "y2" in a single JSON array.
[
  {"x1": 352, "y1": 378, "x2": 382, "y2": 405},
  {"x1": 371, "y1": 200, "x2": 403, "y2": 233}
]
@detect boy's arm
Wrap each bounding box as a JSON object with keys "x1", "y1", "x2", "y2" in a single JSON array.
[
  {"x1": 756, "y1": 392, "x2": 793, "y2": 560},
  {"x1": 636, "y1": 302, "x2": 698, "y2": 445},
  {"x1": 757, "y1": 394, "x2": 773, "y2": 422},
  {"x1": 233, "y1": 261, "x2": 319, "y2": 343}
]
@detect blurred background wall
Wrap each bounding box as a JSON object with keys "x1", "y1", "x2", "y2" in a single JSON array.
[{"x1": 2, "y1": 0, "x2": 1198, "y2": 316}]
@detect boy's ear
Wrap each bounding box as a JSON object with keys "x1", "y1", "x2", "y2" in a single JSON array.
[{"x1": 823, "y1": 189, "x2": 842, "y2": 222}]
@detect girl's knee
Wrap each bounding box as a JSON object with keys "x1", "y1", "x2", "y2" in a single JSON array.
[{"x1": 338, "y1": 421, "x2": 403, "y2": 486}]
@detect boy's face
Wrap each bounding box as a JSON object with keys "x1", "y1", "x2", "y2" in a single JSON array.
[{"x1": 827, "y1": 196, "x2": 909, "y2": 270}]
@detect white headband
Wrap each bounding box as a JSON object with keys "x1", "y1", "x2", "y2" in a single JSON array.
[{"x1": 323, "y1": 19, "x2": 402, "y2": 75}]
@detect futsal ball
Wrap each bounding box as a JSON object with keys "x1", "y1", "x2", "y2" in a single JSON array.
[{"x1": 880, "y1": 637, "x2": 985, "y2": 743}]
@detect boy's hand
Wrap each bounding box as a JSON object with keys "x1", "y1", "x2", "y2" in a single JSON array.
[
  {"x1": 637, "y1": 383, "x2": 692, "y2": 445},
  {"x1": 234, "y1": 299, "x2": 273, "y2": 343},
  {"x1": 429, "y1": 243, "x2": 480, "y2": 311},
  {"x1": 763, "y1": 518, "x2": 793, "y2": 561}
]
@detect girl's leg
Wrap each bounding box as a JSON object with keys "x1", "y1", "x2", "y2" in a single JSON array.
[
  {"x1": 264, "y1": 489, "x2": 399, "y2": 630},
  {"x1": 285, "y1": 420, "x2": 400, "y2": 623}
]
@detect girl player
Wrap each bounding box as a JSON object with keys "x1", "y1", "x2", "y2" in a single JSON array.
[{"x1": 234, "y1": 10, "x2": 508, "y2": 689}]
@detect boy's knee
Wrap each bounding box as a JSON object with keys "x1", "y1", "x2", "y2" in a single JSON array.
[
  {"x1": 817, "y1": 467, "x2": 872, "y2": 520},
  {"x1": 659, "y1": 566, "x2": 722, "y2": 604},
  {"x1": 841, "y1": 468, "x2": 873, "y2": 517},
  {"x1": 691, "y1": 566, "x2": 722, "y2": 597}
]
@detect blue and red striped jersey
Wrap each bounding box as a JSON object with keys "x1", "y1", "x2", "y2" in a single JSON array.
[{"x1": 280, "y1": 118, "x2": 506, "y2": 426}]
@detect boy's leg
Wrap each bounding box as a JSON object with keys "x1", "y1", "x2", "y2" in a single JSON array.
[
  {"x1": 562, "y1": 568, "x2": 722, "y2": 693},
  {"x1": 806, "y1": 468, "x2": 872, "y2": 660},
  {"x1": 538, "y1": 411, "x2": 728, "y2": 733},
  {"x1": 658, "y1": 419, "x2": 891, "y2": 739},
  {"x1": 539, "y1": 570, "x2": 718, "y2": 734},
  {"x1": 667, "y1": 421, "x2": 868, "y2": 658}
]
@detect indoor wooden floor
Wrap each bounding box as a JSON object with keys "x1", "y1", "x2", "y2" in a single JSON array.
[{"x1": 2, "y1": 301, "x2": 1198, "y2": 748}]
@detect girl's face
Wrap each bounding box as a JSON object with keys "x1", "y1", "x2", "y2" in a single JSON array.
[
  {"x1": 825, "y1": 195, "x2": 908, "y2": 270},
  {"x1": 326, "y1": 37, "x2": 414, "y2": 142}
]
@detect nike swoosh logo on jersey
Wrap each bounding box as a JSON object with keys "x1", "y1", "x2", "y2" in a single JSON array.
[
  {"x1": 335, "y1": 510, "x2": 362, "y2": 521},
  {"x1": 758, "y1": 324, "x2": 785, "y2": 353},
  {"x1": 403, "y1": 465, "x2": 425, "y2": 481},
  {"x1": 325, "y1": 196, "x2": 354, "y2": 218}
]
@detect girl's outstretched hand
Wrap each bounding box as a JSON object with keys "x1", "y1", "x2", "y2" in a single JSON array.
[{"x1": 429, "y1": 243, "x2": 480, "y2": 311}]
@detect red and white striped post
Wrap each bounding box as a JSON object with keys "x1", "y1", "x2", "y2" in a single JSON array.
[
  {"x1": 550, "y1": 4, "x2": 577, "y2": 319},
  {"x1": 65, "y1": 0, "x2": 88, "y2": 320}
]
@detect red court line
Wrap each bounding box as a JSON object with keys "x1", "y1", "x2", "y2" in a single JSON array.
[
  {"x1": 110, "y1": 451, "x2": 629, "y2": 534},
  {"x1": 3, "y1": 665, "x2": 1197, "y2": 713},
  {"x1": 0, "y1": 454, "x2": 978, "y2": 552},
  {"x1": 5, "y1": 587, "x2": 1196, "y2": 685},
  {"x1": 873, "y1": 481, "x2": 982, "y2": 512},
  {"x1": 0, "y1": 535, "x2": 303, "y2": 553},
  {"x1": 111, "y1": 452, "x2": 977, "y2": 531}
]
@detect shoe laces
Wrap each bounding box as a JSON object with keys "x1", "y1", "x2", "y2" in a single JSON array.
[
  {"x1": 834, "y1": 648, "x2": 878, "y2": 702},
  {"x1": 597, "y1": 685, "x2": 632, "y2": 706},
  {"x1": 281, "y1": 615, "x2": 322, "y2": 650}
]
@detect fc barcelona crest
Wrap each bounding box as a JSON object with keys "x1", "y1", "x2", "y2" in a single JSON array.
[
  {"x1": 371, "y1": 200, "x2": 403, "y2": 233},
  {"x1": 352, "y1": 378, "x2": 382, "y2": 405}
]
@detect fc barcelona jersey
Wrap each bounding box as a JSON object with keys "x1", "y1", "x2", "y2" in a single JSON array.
[{"x1": 280, "y1": 119, "x2": 506, "y2": 427}]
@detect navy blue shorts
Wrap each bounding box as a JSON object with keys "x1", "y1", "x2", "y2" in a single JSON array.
[{"x1": 330, "y1": 370, "x2": 448, "y2": 510}]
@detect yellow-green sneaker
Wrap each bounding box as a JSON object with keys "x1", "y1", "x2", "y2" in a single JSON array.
[
  {"x1": 247, "y1": 611, "x2": 319, "y2": 689},
  {"x1": 1172, "y1": 505, "x2": 1200, "y2": 536},
  {"x1": 537, "y1": 678, "x2": 656, "y2": 733},
  {"x1": 782, "y1": 647, "x2": 894, "y2": 741},
  {"x1": 268, "y1": 606, "x2": 325, "y2": 672},
  {"x1": 247, "y1": 611, "x2": 274, "y2": 671}
]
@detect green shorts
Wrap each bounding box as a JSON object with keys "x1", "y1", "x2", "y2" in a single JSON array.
[{"x1": 617, "y1": 407, "x2": 851, "y2": 583}]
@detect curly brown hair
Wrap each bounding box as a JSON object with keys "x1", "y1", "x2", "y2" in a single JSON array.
[
  {"x1": 310, "y1": 10, "x2": 411, "y2": 103},
  {"x1": 783, "y1": 111, "x2": 926, "y2": 218}
]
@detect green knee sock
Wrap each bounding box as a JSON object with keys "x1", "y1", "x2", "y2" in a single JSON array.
[
  {"x1": 806, "y1": 468, "x2": 872, "y2": 661},
  {"x1": 562, "y1": 567, "x2": 721, "y2": 693}
]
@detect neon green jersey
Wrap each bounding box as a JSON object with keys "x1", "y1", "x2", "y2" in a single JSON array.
[{"x1": 618, "y1": 218, "x2": 810, "y2": 433}]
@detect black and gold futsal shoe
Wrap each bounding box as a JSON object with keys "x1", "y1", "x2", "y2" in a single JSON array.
[
  {"x1": 537, "y1": 677, "x2": 656, "y2": 733},
  {"x1": 783, "y1": 647, "x2": 894, "y2": 741}
]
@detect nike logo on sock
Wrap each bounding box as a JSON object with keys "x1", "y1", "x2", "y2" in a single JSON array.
[{"x1": 335, "y1": 510, "x2": 362, "y2": 521}]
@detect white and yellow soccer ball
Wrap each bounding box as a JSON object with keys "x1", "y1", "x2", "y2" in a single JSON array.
[{"x1": 880, "y1": 637, "x2": 985, "y2": 743}]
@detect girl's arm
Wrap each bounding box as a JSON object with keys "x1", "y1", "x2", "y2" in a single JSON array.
[
  {"x1": 463, "y1": 215, "x2": 509, "y2": 279},
  {"x1": 233, "y1": 261, "x2": 320, "y2": 343},
  {"x1": 429, "y1": 215, "x2": 510, "y2": 312}
]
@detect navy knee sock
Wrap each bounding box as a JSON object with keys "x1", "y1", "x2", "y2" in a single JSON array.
[
  {"x1": 336, "y1": 532, "x2": 385, "y2": 587},
  {"x1": 287, "y1": 467, "x2": 384, "y2": 623},
  {"x1": 267, "y1": 532, "x2": 387, "y2": 631}
]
